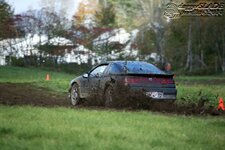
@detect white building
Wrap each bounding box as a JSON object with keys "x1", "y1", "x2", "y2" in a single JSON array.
[{"x1": 0, "y1": 28, "x2": 160, "y2": 66}]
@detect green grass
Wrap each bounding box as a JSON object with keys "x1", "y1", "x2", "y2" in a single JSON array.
[
  {"x1": 0, "y1": 105, "x2": 225, "y2": 150},
  {"x1": 1, "y1": 66, "x2": 224, "y2": 106},
  {"x1": 0, "y1": 67, "x2": 225, "y2": 149},
  {"x1": 0, "y1": 66, "x2": 75, "y2": 93},
  {"x1": 1, "y1": 66, "x2": 225, "y2": 106},
  {"x1": 175, "y1": 75, "x2": 225, "y2": 81},
  {"x1": 176, "y1": 84, "x2": 225, "y2": 106},
  {"x1": 175, "y1": 76, "x2": 225, "y2": 106}
]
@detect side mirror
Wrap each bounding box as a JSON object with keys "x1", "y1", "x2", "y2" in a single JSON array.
[
  {"x1": 95, "y1": 73, "x2": 100, "y2": 78},
  {"x1": 82, "y1": 73, "x2": 88, "y2": 78}
]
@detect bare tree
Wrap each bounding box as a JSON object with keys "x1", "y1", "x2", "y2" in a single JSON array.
[
  {"x1": 39, "y1": 0, "x2": 74, "y2": 18},
  {"x1": 137, "y1": 0, "x2": 169, "y2": 65}
]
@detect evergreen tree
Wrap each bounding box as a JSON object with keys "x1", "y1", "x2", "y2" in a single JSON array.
[
  {"x1": 95, "y1": 2, "x2": 116, "y2": 28},
  {"x1": 0, "y1": 0, "x2": 16, "y2": 40}
]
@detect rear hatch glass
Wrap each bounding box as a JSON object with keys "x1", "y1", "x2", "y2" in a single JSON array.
[{"x1": 110, "y1": 61, "x2": 167, "y2": 75}]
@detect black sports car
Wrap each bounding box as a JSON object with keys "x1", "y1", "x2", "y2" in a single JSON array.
[{"x1": 69, "y1": 61, "x2": 177, "y2": 106}]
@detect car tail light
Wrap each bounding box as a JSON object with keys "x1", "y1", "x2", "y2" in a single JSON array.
[
  {"x1": 150, "y1": 78, "x2": 174, "y2": 84},
  {"x1": 124, "y1": 77, "x2": 174, "y2": 85},
  {"x1": 124, "y1": 77, "x2": 149, "y2": 85},
  {"x1": 161, "y1": 78, "x2": 174, "y2": 84}
]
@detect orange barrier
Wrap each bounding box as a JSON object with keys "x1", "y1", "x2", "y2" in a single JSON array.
[
  {"x1": 217, "y1": 97, "x2": 225, "y2": 111},
  {"x1": 45, "y1": 74, "x2": 50, "y2": 81}
]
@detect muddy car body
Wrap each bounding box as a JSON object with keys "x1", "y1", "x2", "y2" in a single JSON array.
[{"x1": 69, "y1": 61, "x2": 177, "y2": 106}]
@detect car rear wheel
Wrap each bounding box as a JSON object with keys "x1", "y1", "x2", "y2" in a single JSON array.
[
  {"x1": 105, "y1": 85, "x2": 114, "y2": 107},
  {"x1": 70, "y1": 84, "x2": 80, "y2": 106}
]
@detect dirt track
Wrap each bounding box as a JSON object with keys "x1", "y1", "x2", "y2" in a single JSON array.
[
  {"x1": 0, "y1": 83, "x2": 224, "y2": 116},
  {"x1": 0, "y1": 83, "x2": 70, "y2": 107}
]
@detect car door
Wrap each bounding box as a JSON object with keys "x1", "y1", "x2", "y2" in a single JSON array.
[
  {"x1": 88, "y1": 65, "x2": 108, "y2": 95},
  {"x1": 79, "y1": 73, "x2": 89, "y2": 98}
]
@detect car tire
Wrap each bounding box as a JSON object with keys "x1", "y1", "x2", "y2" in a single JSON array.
[
  {"x1": 70, "y1": 83, "x2": 80, "y2": 106},
  {"x1": 104, "y1": 85, "x2": 114, "y2": 107}
]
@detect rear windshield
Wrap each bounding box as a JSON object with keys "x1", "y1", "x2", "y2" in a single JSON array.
[{"x1": 109, "y1": 62, "x2": 166, "y2": 74}]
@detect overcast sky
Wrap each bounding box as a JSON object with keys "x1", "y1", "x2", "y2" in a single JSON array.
[{"x1": 7, "y1": 0, "x2": 82, "y2": 19}]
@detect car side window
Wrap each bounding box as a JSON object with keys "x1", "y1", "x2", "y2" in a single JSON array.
[
  {"x1": 108, "y1": 63, "x2": 123, "y2": 74},
  {"x1": 89, "y1": 65, "x2": 108, "y2": 77}
]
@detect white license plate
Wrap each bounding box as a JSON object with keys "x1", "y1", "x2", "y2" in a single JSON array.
[{"x1": 146, "y1": 92, "x2": 164, "y2": 99}]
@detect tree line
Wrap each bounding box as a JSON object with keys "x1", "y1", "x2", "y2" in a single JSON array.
[{"x1": 0, "y1": 0, "x2": 224, "y2": 74}]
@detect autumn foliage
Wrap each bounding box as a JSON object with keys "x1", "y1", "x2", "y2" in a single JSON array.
[{"x1": 73, "y1": 0, "x2": 99, "y2": 26}]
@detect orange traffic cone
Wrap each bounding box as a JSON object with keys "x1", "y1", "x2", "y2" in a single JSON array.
[
  {"x1": 217, "y1": 97, "x2": 225, "y2": 111},
  {"x1": 45, "y1": 74, "x2": 50, "y2": 81}
]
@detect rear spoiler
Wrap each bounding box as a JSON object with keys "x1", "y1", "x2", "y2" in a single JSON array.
[{"x1": 113, "y1": 73, "x2": 174, "y2": 78}]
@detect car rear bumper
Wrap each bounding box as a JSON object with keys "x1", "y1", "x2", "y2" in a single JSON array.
[{"x1": 129, "y1": 86, "x2": 177, "y2": 100}]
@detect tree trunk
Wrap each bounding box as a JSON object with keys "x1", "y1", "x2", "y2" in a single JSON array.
[
  {"x1": 103, "y1": 0, "x2": 107, "y2": 8},
  {"x1": 216, "y1": 42, "x2": 223, "y2": 72},
  {"x1": 53, "y1": 56, "x2": 58, "y2": 68},
  {"x1": 215, "y1": 56, "x2": 218, "y2": 72},
  {"x1": 200, "y1": 50, "x2": 203, "y2": 68},
  {"x1": 153, "y1": 25, "x2": 165, "y2": 66},
  {"x1": 222, "y1": 30, "x2": 225, "y2": 72},
  {"x1": 186, "y1": 23, "x2": 192, "y2": 72}
]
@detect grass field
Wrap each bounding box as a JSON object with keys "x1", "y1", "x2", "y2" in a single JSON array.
[
  {"x1": 0, "y1": 66, "x2": 74, "y2": 93},
  {"x1": 0, "y1": 66, "x2": 225, "y2": 149},
  {"x1": 0, "y1": 66, "x2": 224, "y2": 106},
  {"x1": 0, "y1": 106, "x2": 225, "y2": 150},
  {"x1": 175, "y1": 76, "x2": 225, "y2": 106}
]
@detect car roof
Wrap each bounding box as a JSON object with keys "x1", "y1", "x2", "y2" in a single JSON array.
[{"x1": 100, "y1": 60, "x2": 147, "y2": 65}]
